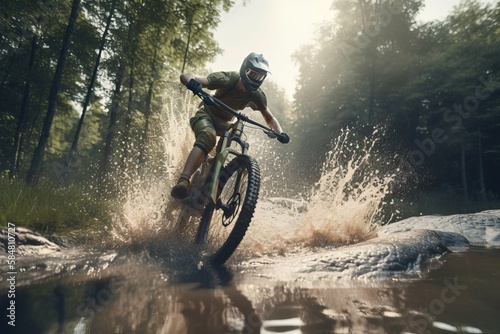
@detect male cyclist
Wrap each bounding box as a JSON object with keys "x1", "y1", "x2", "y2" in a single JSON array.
[{"x1": 171, "y1": 52, "x2": 289, "y2": 199}]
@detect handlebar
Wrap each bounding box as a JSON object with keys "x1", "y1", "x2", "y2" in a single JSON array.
[{"x1": 185, "y1": 79, "x2": 289, "y2": 144}]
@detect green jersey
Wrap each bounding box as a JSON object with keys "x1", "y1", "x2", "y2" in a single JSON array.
[{"x1": 206, "y1": 71, "x2": 267, "y2": 113}]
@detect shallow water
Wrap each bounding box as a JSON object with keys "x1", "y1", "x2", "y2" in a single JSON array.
[
  {"x1": 1, "y1": 246, "x2": 499, "y2": 334},
  {"x1": 3, "y1": 98, "x2": 498, "y2": 333}
]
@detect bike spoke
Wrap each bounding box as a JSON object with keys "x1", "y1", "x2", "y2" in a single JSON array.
[{"x1": 207, "y1": 170, "x2": 248, "y2": 246}]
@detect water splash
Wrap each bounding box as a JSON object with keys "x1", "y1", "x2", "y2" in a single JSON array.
[
  {"x1": 292, "y1": 127, "x2": 402, "y2": 247},
  {"x1": 107, "y1": 92, "x2": 404, "y2": 260},
  {"x1": 243, "y1": 126, "x2": 404, "y2": 255},
  {"x1": 109, "y1": 91, "x2": 199, "y2": 248}
]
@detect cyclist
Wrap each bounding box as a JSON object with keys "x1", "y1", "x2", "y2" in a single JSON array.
[{"x1": 171, "y1": 52, "x2": 289, "y2": 199}]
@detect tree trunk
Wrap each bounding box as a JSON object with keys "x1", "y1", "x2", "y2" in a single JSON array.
[
  {"x1": 25, "y1": 95, "x2": 44, "y2": 157},
  {"x1": 64, "y1": 0, "x2": 116, "y2": 177},
  {"x1": 460, "y1": 141, "x2": 469, "y2": 202},
  {"x1": 477, "y1": 124, "x2": 487, "y2": 202},
  {"x1": 26, "y1": 0, "x2": 81, "y2": 184},
  {"x1": 120, "y1": 21, "x2": 137, "y2": 170},
  {"x1": 368, "y1": 58, "x2": 376, "y2": 123},
  {"x1": 138, "y1": 47, "x2": 158, "y2": 168},
  {"x1": 181, "y1": 14, "x2": 193, "y2": 74},
  {"x1": 121, "y1": 65, "x2": 135, "y2": 169},
  {"x1": 10, "y1": 34, "x2": 38, "y2": 178},
  {"x1": 100, "y1": 63, "x2": 123, "y2": 188},
  {"x1": 357, "y1": 0, "x2": 376, "y2": 124}
]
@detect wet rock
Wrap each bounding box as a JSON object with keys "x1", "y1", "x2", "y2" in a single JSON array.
[
  {"x1": 243, "y1": 229, "x2": 469, "y2": 280},
  {"x1": 307, "y1": 230, "x2": 468, "y2": 277},
  {"x1": 380, "y1": 210, "x2": 500, "y2": 247},
  {"x1": 0, "y1": 227, "x2": 61, "y2": 256},
  {"x1": 243, "y1": 210, "x2": 500, "y2": 280}
]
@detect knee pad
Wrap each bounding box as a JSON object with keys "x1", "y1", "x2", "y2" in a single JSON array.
[{"x1": 192, "y1": 118, "x2": 216, "y2": 154}]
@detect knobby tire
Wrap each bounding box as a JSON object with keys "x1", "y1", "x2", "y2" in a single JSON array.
[{"x1": 196, "y1": 155, "x2": 260, "y2": 266}]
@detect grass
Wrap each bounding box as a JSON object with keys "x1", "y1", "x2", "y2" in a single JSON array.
[{"x1": 0, "y1": 175, "x2": 113, "y2": 235}]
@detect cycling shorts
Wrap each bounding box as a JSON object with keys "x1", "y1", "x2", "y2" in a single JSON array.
[{"x1": 189, "y1": 106, "x2": 231, "y2": 154}]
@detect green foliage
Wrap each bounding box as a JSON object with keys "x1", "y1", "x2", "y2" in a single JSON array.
[
  {"x1": 0, "y1": 0, "x2": 234, "y2": 231},
  {"x1": 292, "y1": 0, "x2": 500, "y2": 204},
  {"x1": 0, "y1": 0, "x2": 232, "y2": 181},
  {"x1": 0, "y1": 174, "x2": 113, "y2": 233}
]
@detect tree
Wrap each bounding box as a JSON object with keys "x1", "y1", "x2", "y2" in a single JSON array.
[
  {"x1": 26, "y1": 0, "x2": 81, "y2": 183},
  {"x1": 414, "y1": 0, "x2": 500, "y2": 200},
  {"x1": 9, "y1": 34, "x2": 38, "y2": 178},
  {"x1": 64, "y1": 0, "x2": 117, "y2": 178},
  {"x1": 1, "y1": 0, "x2": 233, "y2": 187},
  {"x1": 293, "y1": 0, "x2": 425, "y2": 172},
  {"x1": 292, "y1": 0, "x2": 500, "y2": 205}
]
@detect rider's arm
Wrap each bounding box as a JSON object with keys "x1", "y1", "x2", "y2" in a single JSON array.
[
  {"x1": 180, "y1": 73, "x2": 210, "y2": 87},
  {"x1": 260, "y1": 107, "x2": 283, "y2": 134}
]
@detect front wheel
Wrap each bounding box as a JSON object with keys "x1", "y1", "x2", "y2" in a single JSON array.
[{"x1": 196, "y1": 155, "x2": 260, "y2": 266}]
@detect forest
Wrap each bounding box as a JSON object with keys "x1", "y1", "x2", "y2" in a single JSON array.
[
  {"x1": 1, "y1": 0, "x2": 499, "y2": 232},
  {"x1": 292, "y1": 0, "x2": 500, "y2": 214}
]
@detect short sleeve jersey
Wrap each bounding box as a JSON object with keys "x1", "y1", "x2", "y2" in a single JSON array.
[{"x1": 206, "y1": 71, "x2": 267, "y2": 112}]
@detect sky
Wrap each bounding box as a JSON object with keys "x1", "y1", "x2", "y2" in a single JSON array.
[{"x1": 207, "y1": 0, "x2": 497, "y2": 98}]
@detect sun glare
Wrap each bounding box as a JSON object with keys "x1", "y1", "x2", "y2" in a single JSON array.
[
  {"x1": 208, "y1": 0, "x2": 494, "y2": 98},
  {"x1": 208, "y1": 0, "x2": 333, "y2": 98}
]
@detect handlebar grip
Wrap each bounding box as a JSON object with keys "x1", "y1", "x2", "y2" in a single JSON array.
[
  {"x1": 186, "y1": 78, "x2": 203, "y2": 94},
  {"x1": 277, "y1": 132, "x2": 290, "y2": 144}
]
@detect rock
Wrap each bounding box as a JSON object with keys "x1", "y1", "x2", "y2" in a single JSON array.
[
  {"x1": 0, "y1": 227, "x2": 61, "y2": 256},
  {"x1": 243, "y1": 229, "x2": 469, "y2": 280},
  {"x1": 244, "y1": 210, "x2": 500, "y2": 280},
  {"x1": 380, "y1": 210, "x2": 500, "y2": 247}
]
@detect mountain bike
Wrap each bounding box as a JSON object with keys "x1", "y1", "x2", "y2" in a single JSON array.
[{"x1": 184, "y1": 80, "x2": 289, "y2": 267}]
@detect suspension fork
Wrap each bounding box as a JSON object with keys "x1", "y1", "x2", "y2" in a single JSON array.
[{"x1": 206, "y1": 121, "x2": 249, "y2": 205}]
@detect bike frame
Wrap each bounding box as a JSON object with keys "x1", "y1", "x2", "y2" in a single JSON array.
[{"x1": 206, "y1": 119, "x2": 248, "y2": 205}]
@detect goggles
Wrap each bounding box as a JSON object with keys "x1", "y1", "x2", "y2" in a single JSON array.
[{"x1": 245, "y1": 68, "x2": 267, "y2": 83}]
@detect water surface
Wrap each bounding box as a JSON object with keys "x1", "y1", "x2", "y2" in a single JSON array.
[{"x1": 2, "y1": 246, "x2": 499, "y2": 334}]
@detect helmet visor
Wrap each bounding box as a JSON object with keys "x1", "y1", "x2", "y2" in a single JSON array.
[{"x1": 245, "y1": 68, "x2": 267, "y2": 83}]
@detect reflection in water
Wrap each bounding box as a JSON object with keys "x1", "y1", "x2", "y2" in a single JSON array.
[{"x1": 1, "y1": 248, "x2": 499, "y2": 333}]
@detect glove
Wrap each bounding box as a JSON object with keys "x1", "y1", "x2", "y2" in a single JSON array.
[
  {"x1": 277, "y1": 132, "x2": 290, "y2": 144},
  {"x1": 186, "y1": 78, "x2": 202, "y2": 94}
]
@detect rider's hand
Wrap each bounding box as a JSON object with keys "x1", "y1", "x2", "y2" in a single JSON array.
[
  {"x1": 277, "y1": 132, "x2": 290, "y2": 144},
  {"x1": 186, "y1": 78, "x2": 203, "y2": 94}
]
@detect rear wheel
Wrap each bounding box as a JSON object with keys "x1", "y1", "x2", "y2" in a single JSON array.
[{"x1": 195, "y1": 155, "x2": 260, "y2": 266}]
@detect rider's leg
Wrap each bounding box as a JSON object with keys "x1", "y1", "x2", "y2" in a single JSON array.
[
  {"x1": 179, "y1": 146, "x2": 205, "y2": 180},
  {"x1": 171, "y1": 146, "x2": 205, "y2": 199},
  {"x1": 171, "y1": 113, "x2": 216, "y2": 199}
]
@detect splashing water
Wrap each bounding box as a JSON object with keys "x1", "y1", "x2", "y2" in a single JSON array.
[
  {"x1": 108, "y1": 91, "x2": 402, "y2": 260},
  {"x1": 245, "y1": 127, "x2": 402, "y2": 254},
  {"x1": 291, "y1": 127, "x2": 399, "y2": 247},
  {"x1": 110, "y1": 91, "x2": 199, "y2": 248}
]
